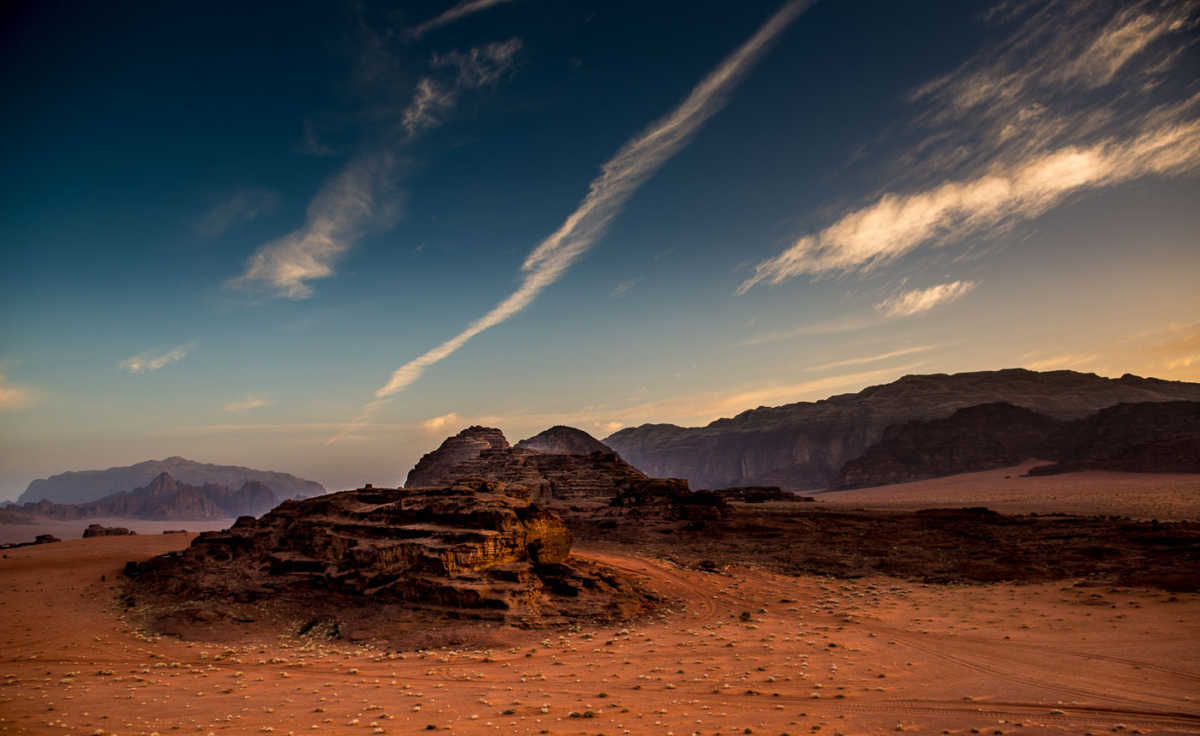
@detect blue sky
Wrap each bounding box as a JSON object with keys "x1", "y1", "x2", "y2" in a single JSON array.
[{"x1": 3, "y1": 0, "x2": 1198, "y2": 496}]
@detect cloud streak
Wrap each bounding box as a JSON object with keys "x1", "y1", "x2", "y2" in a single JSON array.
[
  {"x1": 876, "y1": 280, "x2": 976, "y2": 317},
  {"x1": 739, "y1": 0, "x2": 1200, "y2": 292},
  {"x1": 329, "y1": 0, "x2": 812, "y2": 443},
  {"x1": 805, "y1": 345, "x2": 937, "y2": 372},
  {"x1": 405, "y1": 0, "x2": 515, "y2": 41},
  {"x1": 224, "y1": 396, "x2": 271, "y2": 412},
  {"x1": 229, "y1": 39, "x2": 520, "y2": 300},
  {"x1": 195, "y1": 189, "x2": 280, "y2": 238},
  {"x1": 119, "y1": 344, "x2": 192, "y2": 374},
  {"x1": 739, "y1": 116, "x2": 1200, "y2": 289}
]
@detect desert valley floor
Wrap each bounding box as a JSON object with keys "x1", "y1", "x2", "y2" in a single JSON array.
[{"x1": 1, "y1": 467, "x2": 1198, "y2": 736}]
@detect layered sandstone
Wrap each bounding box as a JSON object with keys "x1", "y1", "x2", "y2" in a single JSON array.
[{"x1": 125, "y1": 480, "x2": 651, "y2": 621}]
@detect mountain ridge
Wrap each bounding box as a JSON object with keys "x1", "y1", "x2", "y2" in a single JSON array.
[
  {"x1": 603, "y1": 369, "x2": 1200, "y2": 490},
  {"x1": 19, "y1": 457, "x2": 324, "y2": 505}
]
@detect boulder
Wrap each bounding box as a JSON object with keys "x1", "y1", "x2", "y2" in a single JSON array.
[{"x1": 83, "y1": 523, "x2": 135, "y2": 537}]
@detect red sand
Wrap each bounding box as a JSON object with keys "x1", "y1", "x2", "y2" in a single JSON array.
[
  {"x1": 817, "y1": 461, "x2": 1200, "y2": 520},
  {"x1": 2, "y1": 532, "x2": 1198, "y2": 735}
]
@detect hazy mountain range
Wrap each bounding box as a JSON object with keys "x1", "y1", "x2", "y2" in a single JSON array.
[{"x1": 18, "y1": 456, "x2": 324, "y2": 505}]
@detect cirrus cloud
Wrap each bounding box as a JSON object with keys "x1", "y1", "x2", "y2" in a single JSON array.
[
  {"x1": 876, "y1": 280, "x2": 976, "y2": 318},
  {"x1": 119, "y1": 344, "x2": 193, "y2": 374}
]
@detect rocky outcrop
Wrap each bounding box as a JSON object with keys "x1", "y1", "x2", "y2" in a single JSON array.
[
  {"x1": 0, "y1": 534, "x2": 61, "y2": 550},
  {"x1": 836, "y1": 403, "x2": 1063, "y2": 488},
  {"x1": 405, "y1": 426, "x2": 510, "y2": 488},
  {"x1": 14, "y1": 472, "x2": 280, "y2": 521},
  {"x1": 609, "y1": 478, "x2": 729, "y2": 521},
  {"x1": 20, "y1": 456, "x2": 324, "y2": 505},
  {"x1": 711, "y1": 486, "x2": 808, "y2": 503},
  {"x1": 125, "y1": 481, "x2": 654, "y2": 623},
  {"x1": 405, "y1": 427, "x2": 651, "y2": 506},
  {"x1": 1030, "y1": 401, "x2": 1200, "y2": 475},
  {"x1": 605, "y1": 369, "x2": 1200, "y2": 491},
  {"x1": 515, "y1": 426, "x2": 612, "y2": 455},
  {"x1": 83, "y1": 523, "x2": 135, "y2": 537},
  {"x1": 837, "y1": 400, "x2": 1200, "y2": 488}
]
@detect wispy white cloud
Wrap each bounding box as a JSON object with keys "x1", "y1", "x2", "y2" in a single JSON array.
[
  {"x1": 739, "y1": 115, "x2": 1200, "y2": 289},
  {"x1": 610, "y1": 278, "x2": 640, "y2": 298},
  {"x1": 402, "y1": 39, "x2": 521, "y2": 135},
  {"x1": 420, "y1": 412, "x2": 461, "y2": 432},
  {"x1": 195, "y1": 189, "x2": 280, "y2": 238},
  {"x1": 119, "y1": 344, "x2": 193, "y2": 374},
  {"x1": 227, "y1": 155, "x2": 400, "y2": 300},
  {"x1": 739, "y1": 0, "x2": 1200, "y2": 293},
  {"x1": 231, "y1": 39, "x2": 520, "y2": 300},
  {"x1": 742, "y1": 314, "x2": 891, "y2": 345},
  {"x1": 1023, "y1": 353, "x2": 1100, "y2": 371},
  {"x1": 223, "y1": 396, "x2": 271, "y2": 412},
  {"x1": 405, "y1": 0, "x2": 515, "y2": 40},
  {"x1": 330, "y1": 0, "x2": 813, "y2": 443},
  {"x1": 805, "y1": 345, "x2": 937, "y2": 372},
  {"x1": 0, "y1": 371, "x2": 34, "y2": 410},
  {"x1": 876, "y1": 280, "x2": 976, "y2": 317}
]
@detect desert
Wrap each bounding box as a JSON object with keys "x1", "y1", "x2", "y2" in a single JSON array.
[{"x1": 6, "y1": 0, "x2": 1200, "y2": 733}]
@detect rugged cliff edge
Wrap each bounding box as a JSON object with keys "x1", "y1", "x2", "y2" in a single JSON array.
[{"x1": 604, "y1": 369, "x2": 1200, "y2": 490}]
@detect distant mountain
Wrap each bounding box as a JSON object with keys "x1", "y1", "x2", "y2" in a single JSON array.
[
  {"x1": 1030, "y1": 401, "x2": 1200, "y2": 476},
  {"x1": 604, "y1": 370, "x2": 1200, "y2": 491},
  {"x1": 515, "y1": 426, "x2": 612, "y2": 455},
  {"x1": 19, "y1": 456, "x2": 324, "y2": 505},
  {"x1": 836, "y1": 402, "x2": 1065, "y2": 488},
  {"x1": 18, "y1": 472, "x2": 280, "y2": 521}
]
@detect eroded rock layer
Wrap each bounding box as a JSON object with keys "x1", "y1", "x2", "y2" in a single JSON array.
[{"x1": 125, "y1": 481, "x2": 652, "y2": 623}]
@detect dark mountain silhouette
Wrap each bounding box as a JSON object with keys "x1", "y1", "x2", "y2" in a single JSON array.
[
  {"x1": 604, "y1": 370, "x2": 1200, "y2": 490},
  {"x1": 16, "y1": 472, "x2": 280, "y2": 521},
  {"x1": 19, "y1": 457, "x2": 324, "y2": 504}
]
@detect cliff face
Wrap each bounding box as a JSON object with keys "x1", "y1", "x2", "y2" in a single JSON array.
[
  {"x1": 836, "y1": 403, "x2": 1063, "y2": 488},
  {"x1": 515, "y1": 426, "x2": 612, "y2": 455},
  {"x1": 837, "y1": 400, "x2": 1200, "y2": 488},
  {"x1": 16, "y1": 472, "x2": 279, "y2": 521},
  {"x1": 604, "y1": 370, "x2": 1200, "y2": 491},
  {"x1": 1030, "y1": 401, "x2": 1200, "y2": 475},
  {"x1": 19, "y1": 456, "x2": 324, "y2": 505}
]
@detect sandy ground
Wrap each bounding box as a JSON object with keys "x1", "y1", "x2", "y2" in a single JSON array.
[
  {"x1": 816, "y1": 462, "x2": 1200, "y2": 521},
  {"x1": 1, "y1": 534, "x2": 1198, "y2": 735},
  {"x1": 0, "y1": 519, "x2": 235, "y2": 547}
]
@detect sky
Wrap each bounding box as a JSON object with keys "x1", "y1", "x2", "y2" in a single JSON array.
[{"x1": 2, "y1": 0, "x2": 1198, "y2": 497}]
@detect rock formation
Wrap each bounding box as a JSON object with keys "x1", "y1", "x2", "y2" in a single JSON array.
[
  {"x1": 836, "y1": 403, "x2": 1063, "y2": 488},
  {"x1": 125, "y1": 480, "x2": 655, "y2": 626},
  {"x1": 609, "y1": 478, "x2": 730, "y2": 521},
  {"x1": 83, "y1": 523, "x2": 135, "y2": 537},
  {"x1": 1029, "y1": 401, "x2": 1200, "y2": 475},
  {"x1": 605, "y1": 369, "x2": 1200, "y2": 490},
  {"x1": 20, "y1": 456, "x2": 324, "y2": 505},
  {"x1": 405, "y1": 426, "x2": 650, "y2": 506},
  {"x1": 405, "y1": 426, "x2": 510, "y2": 488},
  {"x1": 515, "y1": 426, "x2": 612, "y2": 455},
  {"x1": 0, "y1": 534, "x2": 61, "y2": 550},
  {"x1": 837, "y1": 400, "x2": 1200, "y2": 488},
  {"x1": 711, "y1": 486, "x2": 809, "y2": 503},
  {"x1": 12, "y1": 472, "x2": 280, "y2": 521}
]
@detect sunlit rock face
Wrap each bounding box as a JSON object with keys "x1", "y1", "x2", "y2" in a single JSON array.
[
  {"x1": 405, "y1": 426, "x2": 511, "y2": 488},
  {"x1": 124, "y1": 480, "x2": 639, "y2": 617}
]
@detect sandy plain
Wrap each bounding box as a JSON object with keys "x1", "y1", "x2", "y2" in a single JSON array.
[
  {"x1": 1, "y1": 470, "x2": 1198, "y2": 736},
  {"x1": 816, "y1": 461, "x2": 1200, "y2": 521}
]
